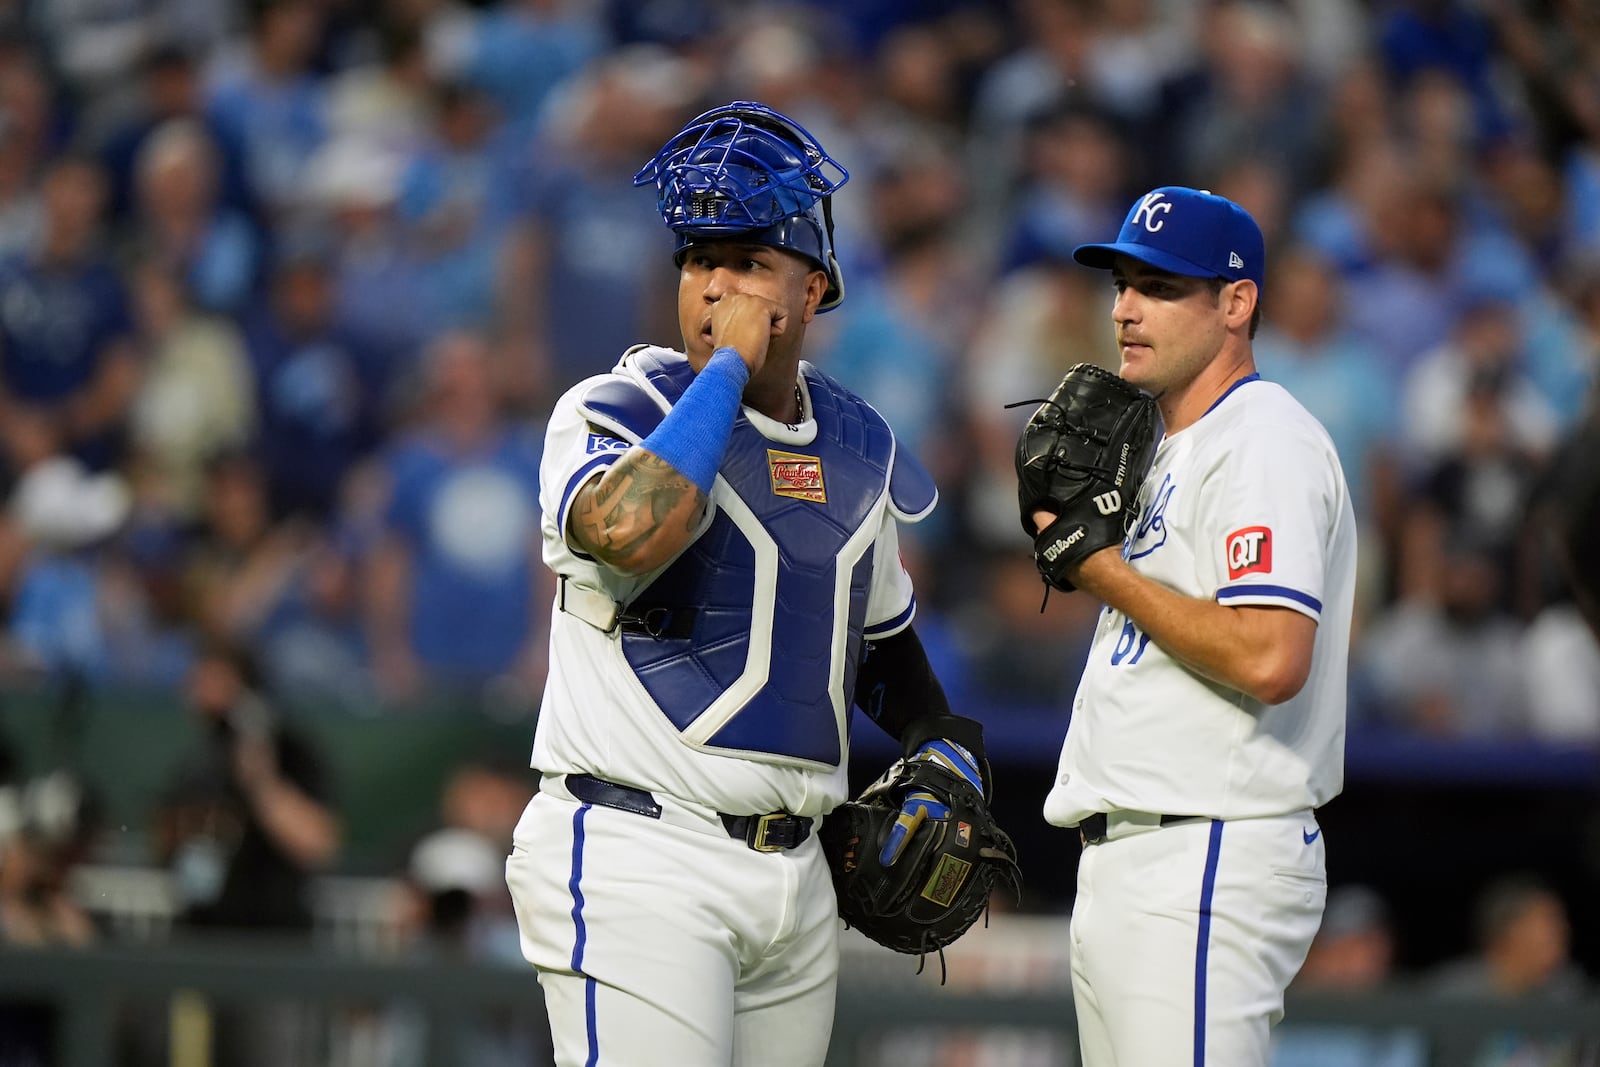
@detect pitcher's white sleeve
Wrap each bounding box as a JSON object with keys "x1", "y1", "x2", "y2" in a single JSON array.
[{"x1": 1195, "y1": 420, "x2": 1343, "y2": 622}]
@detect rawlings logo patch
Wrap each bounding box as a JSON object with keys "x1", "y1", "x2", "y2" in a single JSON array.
[
  {"x1": 1226, "y1": 526, "x2": 1272, "y2": 579},
  {"x1": 768, "y1": 450, "x2": 826, "y2": 502},
  {"x1": 921, "y1": 855, "x2": 972, "y2": 907}
]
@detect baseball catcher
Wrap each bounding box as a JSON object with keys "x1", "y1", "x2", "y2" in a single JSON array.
[
  {"x1": 1014, "y1": 363, "x2": 1161, "y2": 591},
  {"x1": 820, "y1": 712, "x2": 1021, "y2": 978}
]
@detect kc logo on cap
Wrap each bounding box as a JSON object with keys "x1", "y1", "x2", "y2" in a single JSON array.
[{"x1": 1072, "y1": 187, "x2": 1265, "y2": 293}]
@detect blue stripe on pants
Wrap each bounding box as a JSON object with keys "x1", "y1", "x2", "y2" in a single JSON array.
[
  {"x1": 1193, "y1": 820, "x2": 1225, "y2": 1067},
  {"x1": 566, "y1": 806, "x2": 599, "y2": 1066}
]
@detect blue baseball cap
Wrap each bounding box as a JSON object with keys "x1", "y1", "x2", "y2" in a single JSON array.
[{"x1": 1073, "y1": 187, "x2": 1265, "y2": 293}]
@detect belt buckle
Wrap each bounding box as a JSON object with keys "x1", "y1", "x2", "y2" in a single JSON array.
[{"x1": 749, "y1": 812, "x2": 788, "y2": 852}]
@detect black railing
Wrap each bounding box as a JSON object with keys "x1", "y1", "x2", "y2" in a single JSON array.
[{"x1": 1, "y1": 941, "x2": 1597, "y2": 1067}]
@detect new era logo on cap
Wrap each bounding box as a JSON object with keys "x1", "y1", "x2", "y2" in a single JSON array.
[{"x1": 1073, "y1": 187, "x2": 1265, "y2": 292}]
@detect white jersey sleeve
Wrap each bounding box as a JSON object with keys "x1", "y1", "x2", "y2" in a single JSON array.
[
  {"x1": 1195, "y1": 414, "x2": 1344, "y2": 622},
  {"x1": 540, "y1": 376, "x2": 632, "y2": 564},
  {"x1": 863, "y1": 516, "x2": 917, "y2": 639}
]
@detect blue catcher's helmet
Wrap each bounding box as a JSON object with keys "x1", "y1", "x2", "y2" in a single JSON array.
[{"x1": 634, "y1": 101, "x2": 850, "y2": 312}]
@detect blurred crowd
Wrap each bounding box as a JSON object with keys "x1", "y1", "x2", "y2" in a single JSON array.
[
  {"x1": 0, "y1": 0, "x2": 1597, "y2": 745},
  {"x1": 2, "y1": 2, "x2": 1600, "y2": 1051}
]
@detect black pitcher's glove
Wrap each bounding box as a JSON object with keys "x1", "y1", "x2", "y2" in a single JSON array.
[
  {"x1": 820, "y1": 749, "x2": 1021, "y2": 978},
  {"x1": 1014, "y1": 363, "x2": 1160, "y2": 591}
]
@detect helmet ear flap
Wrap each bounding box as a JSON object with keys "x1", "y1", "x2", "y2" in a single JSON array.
[{"x1": 819, "y1": 249, "x2": 846, "y2": 313}]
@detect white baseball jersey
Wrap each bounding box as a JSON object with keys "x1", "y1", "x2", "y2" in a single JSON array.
[
  {"x1": 528, "y1": 346, "x2": 933, "y2": 819},
  {"x1": 1045, "y1": 374, "x2": 1355, "y2": 827}
]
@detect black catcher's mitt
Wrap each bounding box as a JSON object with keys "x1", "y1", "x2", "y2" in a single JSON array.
[
  {"x1": 819, "y1": 758, "x2": 1021, "y2": 976},
  {"x1": 1014, "y1": 363, "x2": 1160, "y2": 591}
]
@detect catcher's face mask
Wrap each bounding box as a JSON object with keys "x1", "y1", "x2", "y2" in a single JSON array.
[{"x1": 634, "y1": 100, "x2": 850, "y2": 312}]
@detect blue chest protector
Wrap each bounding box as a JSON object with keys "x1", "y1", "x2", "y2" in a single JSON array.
[{"x1": 578, "y1": 349, "x2": 933, "y2": 768}]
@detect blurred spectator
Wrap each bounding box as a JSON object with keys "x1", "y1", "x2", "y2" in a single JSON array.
[
  {"x1": 1272, "y1": 885, "x2": 1427, "y2": 1067},
  {"x1": 1154, "y1": 0, "x2": 1325, "y2": 193},
  {"x1": 1430, "y1": 874, "x2": 1588, "y2": 1000},
  {"x1": 154, "y1": 640, "x2": 340, "y2": 932},
  {"x1": 1403, "y1": 300, "x2": 1556, "y2": 614},
  {"x1": 1361, "y1": 526, "x2": 1528, "y2": 737},
  {"x1": 1425, "y1": 874, "x2": 1594, "y2": 1065},
  {"x1": 302, "y1": 133, "x2": 434, "y2": 383},
  {"x1": 0, "y1": 52, "x2": 51, "y2": 262},
  {"x1": 954, "y1": 553, "x2": 1100, "y2": 708},
  {"x1": 324, "y1": 19, "x2": 435, "y2": 154},
  {"x1": 0, "y1": 734, "x2": 97, "y2": 1067},
  {"x1": 126, "y1": 258, "x2": 257, "y2": 519},
  {"x1": 1296, "y1": 885, "x2": 1401, "y2": 993},
  {"x1": 394, "y1": 80, "x2": 517, "y2": 332},
  {"x1": 1402, "y1": 293, "x2": 1558, "y2": 470},
  {"x1": 181, "y1": 448, "x2": 310, "y2": 645},
  {"x1": 333, "y1": 760, "x2": 540, "y2": 1067},
  {"x1": 151, "y1": 640, "x2": 339, "y2": 1066},
  {"x1": 808, "y1": 144, "x2": 978, "y2": 465},
  {"x1": 97, "y1": 42, "x2": 252, "y2": 228},
  {"x1": 202, "y1": 0, "x2": 329, "y2": 225},
  {"x1": 995, "y1": 102, "x2": 1130, "y2": 276},
  {"x1": 1519, "y1": 409, "x2": 1600, "y2": 741},
  {"x1": 506, "y1": 45, "x2": 696, "y2": 394},
  {"x1": 1341, "y1": 172, "x2": 1537, "y2": 380},
  {"x1": 1519, "y1": 589, "x2": 1600, "y2": 745},
  {"x1": 1254, "y1": 245, "x2": 1400, "y2": 523},
  {"x1": 241, "y1": 244, "x2": 382, "y2": 520},
  {"x1": 958, "y1": 256, "x2": 1117, "y2": 552},
  {"x1": 1, "y1": 456, "x2": 134, "y2": 681},
  {"x1": 0, "y1": 753, "x2": 96, "y2": 949},
  {"x1": 404, "y1": 827, "x2": 518, "y2": 965},
  {"x1": 0, "y1": 155, "x2": 139, "y2": 478},
  {"x1": 360, "y1": 330, "x2": 547, "y2": 708},
  {"x1": 1377, "y1": 0, "x2": 1516, "y2": 145},
  {"x1": 128, "y1": 117, "x2": 262, "y2": 314},
  {"x1": 1542, "y1": 408, "x2": 1600, "y2": 642},
  {"x1": 440, "y1": 0, "x2": 607, "y2": 139}
]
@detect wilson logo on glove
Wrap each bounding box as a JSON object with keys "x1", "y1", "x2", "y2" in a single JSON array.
[
  {"x1": 1042, "y1": 528, "x2": 1086, "y2": 561},
  {"x1": 1011, "y1": 363, "x2": 1161, "y2": 593}
]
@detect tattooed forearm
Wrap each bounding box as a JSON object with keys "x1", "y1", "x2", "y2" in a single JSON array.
[{"x1": 571, "y1": 450, "x2": 708, "y2": 573}]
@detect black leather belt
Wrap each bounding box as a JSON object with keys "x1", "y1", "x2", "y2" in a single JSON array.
[
  {"x1": 1079, "y1": 811, "x2": 1201, "y2": 846},
  {"x1": 564, "y1": 774, "x2": 812, "y2": 853}
]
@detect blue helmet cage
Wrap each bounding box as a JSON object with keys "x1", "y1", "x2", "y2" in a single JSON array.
[{"x1": 634, "y1": 101, "x2": 850, "y2": 312}]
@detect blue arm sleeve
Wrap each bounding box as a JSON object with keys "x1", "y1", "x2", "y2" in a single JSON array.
[{"x1": 637, "y1": 348, "x2": 750, "y2": 495}]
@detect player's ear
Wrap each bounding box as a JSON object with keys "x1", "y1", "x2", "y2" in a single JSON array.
[
  {"x1": 800, "y1": 267, "x2": 828, "y2": 322},
  {"x1": 1225, "y1": 279, "x2": 1258, "y2": 330}
]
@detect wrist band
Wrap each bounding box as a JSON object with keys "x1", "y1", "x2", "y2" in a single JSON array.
[{"x1": 639, "y1": 348, "x2": 750, "y2": 494}]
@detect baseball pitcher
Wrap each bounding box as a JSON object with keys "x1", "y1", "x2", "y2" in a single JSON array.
[{"x1": 1016, "y1": 187, "x2": 1356, "y2": 1066}]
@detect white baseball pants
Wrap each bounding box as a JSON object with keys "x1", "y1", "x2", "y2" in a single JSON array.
[{"x1": 1070, "y1": 809, "x2": 1327, "y2": 1067}]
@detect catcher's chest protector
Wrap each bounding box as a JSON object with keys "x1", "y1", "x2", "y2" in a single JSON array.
[{"x1": 581, "y1": 350, "x2": 917, "y2": 766}]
